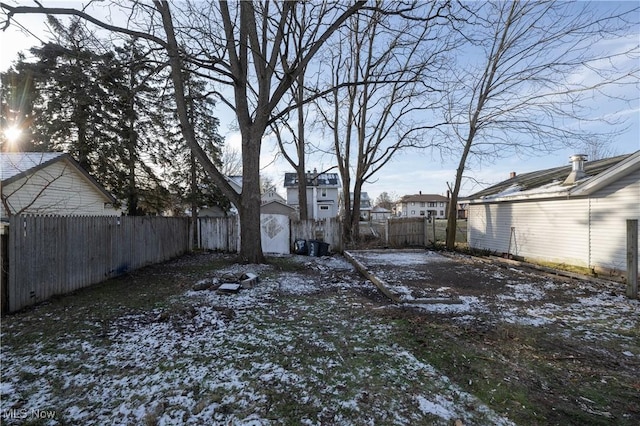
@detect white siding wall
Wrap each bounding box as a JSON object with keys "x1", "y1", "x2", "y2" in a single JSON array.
[
  {"x1": 589, "y1": 169, "x2": 640, "y2": 273},
  {"x1": 468, "y1": 198, "x2": 590, "y2": 267},
  {"x1": 399, "y1": 202, "x2": 447, "y2": 219},
  {"x1": 286, "y1": 186, "x2": 340, "y2": 219},
  {"x1": 2, "y1": 160, "x2": 118, "y2": 217},
  {"x1": 286, "y1": 188, "x2": 299, "y2": 205},
  {"x1": 469, "y1": 169, "x2": 640, "y2": 272}
]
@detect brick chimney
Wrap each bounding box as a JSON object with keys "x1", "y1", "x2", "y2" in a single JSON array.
[{"x1": 510, "y1": 172, "x2": 516, "y2": 179}]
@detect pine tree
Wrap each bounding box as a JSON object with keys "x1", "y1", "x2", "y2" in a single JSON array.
[{"x1": 163, "y1": 68, "x2": 228, "y2": 217}]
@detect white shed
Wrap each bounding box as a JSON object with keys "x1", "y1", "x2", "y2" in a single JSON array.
[
  {"x1": 467, "y1": 151, "x2": 639, "y2": 275},
  {"x1": 1, "y1": 152, "x2": 119, "y2": 218}
]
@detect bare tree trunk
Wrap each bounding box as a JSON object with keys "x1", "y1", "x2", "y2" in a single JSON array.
[
  {"x1": 190, "y1": 152, "x2": 198, "y2": 246},
  {"x1": 296, "y1": 74, "x2": 308, "y2": 221},
  {"x1": 445, "y1": 131, "x2": 473, "y2": 249},
  {"x1": 238, "y1": 127, "x2": 264, "y2": 263}
]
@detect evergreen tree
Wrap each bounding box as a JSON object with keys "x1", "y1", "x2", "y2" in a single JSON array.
[
  {"x1": 105, "y1": 39, "x2": 172, "y2": 215},
  {"x1": 26, "y1": 17, "x2": 116, "y2": 172},
  {"x1": 163, "y1": 69, "x2": 228, "y2": 217},
  {"x1": 0, "y1": 56, "x2": 42, "y2": 151}
]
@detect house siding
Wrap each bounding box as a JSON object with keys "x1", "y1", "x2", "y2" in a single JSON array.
[
  {"x1": 469, "y1": 168, "x2": 640, "y2": 272},
  {"x1": 589, "y1": 169, "x2": 640, "y2": 273},
  {"x1": 2, "y1": 160, "x2": 117, "y2": 217},
  {"x1": 285, "y1": 187, "x2": 340, "y2": 219},
  {"x1": 468, "y1": 198, "x2": 590, "y2": 267}
]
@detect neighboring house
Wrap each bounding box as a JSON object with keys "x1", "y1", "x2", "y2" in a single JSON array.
[
  {"x1": 1, "y1": 152, "x2": 119, "y2": 218},
  {"x1": 466, "y1": 152, "x2": 640, "y2": 274},
  {"x1": 218, "y1": 176, "x2": 287, "y2": 216},
  {"x1": 349, "y1": 192, "x2": 372, "y2": 220},
  {"x1": 262, "y1": 189, "x2": 286, "y2": 205},
  {"x1": 395, "y1": 192, "x2": 448, "y2": 219},
  {"x1": 370, "y1": 206, "x2": 392, "y2": 221},
  {"x1": 457, "y1": 202, "x2": 468, "y2": 220},
  {"x1": 226, "y1": 175, "x2": 243, "y2": 195},
  {"x1": 261, "y1": 200, "x2": 297, "y2": 218},
  {"x1": 284, "y1": 168, "x2": 341, "y2": 220}
]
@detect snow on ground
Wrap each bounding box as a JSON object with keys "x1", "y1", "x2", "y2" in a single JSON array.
[
  {"x1": 349, "y1": 249, "x2": 640, "y2": 349},
  {"x1": 1, "y1": 254, "x2": 516, "y2": 426},
  {"x1": 2, "y1": 250, "x2": 638, "y2": 425}
]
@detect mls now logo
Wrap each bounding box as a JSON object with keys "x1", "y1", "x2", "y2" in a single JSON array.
[{"x1": 2, "y1": 408, "x2": 56, "y2": 420}]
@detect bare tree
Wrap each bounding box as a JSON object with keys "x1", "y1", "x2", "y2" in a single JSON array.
[
  {"x1": 219, "y1": 143, "x2": 242, "y2": 177},
  {"x1": 267, "y1": 2, "x2": 317, "y2": 221},
  {"x1": 443, "y1": 1, "x2": 639, "y2": 249},
  {"x1": 374, "y1": 191, "x2": 398, "y2": 210},
  {"x1": 315, "y1": 3, "x2": 456, "y2": 245},
  {"x1": 1, "y1": 0, "x2": 366, "y2": 262}
]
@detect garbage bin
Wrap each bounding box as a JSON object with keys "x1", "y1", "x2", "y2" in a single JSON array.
[
  {"x1": 293, "y1": 239, "x2": 308, "y2": 255},
  {"x1": 308, "y1": 240, "x2": 329, "y2": 257}
]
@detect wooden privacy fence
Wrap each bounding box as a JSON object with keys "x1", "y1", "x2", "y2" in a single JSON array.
[
  {"x1": 5, "y1": 215, "x2": 190, "y2": 312},
  {"x1": 198, "y1": 216, "x2": 240, "y2": 252},
  {"x1": 2, "y1": 214, "x2": 344, "y2": 313},
  {"x1": 290, "y1": 218, "x2": 342, "y2": 253},
  {"x1": 386, "y1": 217, "x2": 459, "y2": 248},
  {"x1": 198, "y1": 216, "x2": 343, "y2": 254}
]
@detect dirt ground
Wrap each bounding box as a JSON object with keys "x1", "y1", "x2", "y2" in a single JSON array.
[
  {"x1": 1, "y1": 249, "x2": 638, "y2": 425},
  {"x1": 347, "y1": 249, "x2": 640, "y2": 425}
]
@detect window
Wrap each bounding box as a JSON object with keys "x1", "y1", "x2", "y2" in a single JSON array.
[
  {"x1": 321, "y1": 188, "x2": 327, "y2": 197},
  {"x1": 411, "y1": 202, "x2": 415, "y2": 206},
  {"x1": 411, "y1": 210, "x2": 415, "y2": 215},
  {"x1": 439, "y1": 202, "x2": 444, "y2": 207},
  {"x1": 419, "y1": 211, "x2": 425, "y2": 216},
  {"x1": 428, "y1": 202, "x2": 436, "y2": 207},
  {"x1": 420, "y1": 202, "x2": 425, "y2": 207},
  {"x1": 440, "y1": 210, "x2": 444, "y2": 216}
]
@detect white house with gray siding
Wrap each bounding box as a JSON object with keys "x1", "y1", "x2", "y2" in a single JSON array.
[
  {"x1": 284, "y1": 169, "x2": 341, "y2": 220},
  {"x1": 1, "y1": 152, "x2": 119, "y2": 218},
  {"x1": 467, "y1": 152, "x2": 640, "y2": 275}
]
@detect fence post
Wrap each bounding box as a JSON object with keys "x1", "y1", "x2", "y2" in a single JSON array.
[
  {"x1": 423, "y1": 217, "x2": 429, "y2": 247},
  {"x1": 627, "y1": 219, "x2": 638, "y2": 299},
  {"x1": 385, "y1": 219, "x2": 389, "y2": 246}
]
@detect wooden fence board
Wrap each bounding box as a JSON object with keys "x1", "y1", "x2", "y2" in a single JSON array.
[{"x1": 7, "y1": 215, "x2": 190, "y2": 312}]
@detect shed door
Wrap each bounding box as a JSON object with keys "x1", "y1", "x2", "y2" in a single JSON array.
[{"x1": 260, "y1": 214, "x2": 290, "y2": 255}]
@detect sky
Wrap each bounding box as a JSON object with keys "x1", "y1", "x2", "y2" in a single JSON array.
[{"x1": 1, "y1": 1, "x2": 638, "y2": 203}]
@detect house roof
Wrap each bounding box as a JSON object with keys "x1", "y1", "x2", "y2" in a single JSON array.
[
  {"x1": 467, "y1": 151, "x2": 640, "y2": 203},
  {"x1": 283, "y1": 171, "x2": 340, "y2": 187},
  {"x1": 261, "y1": 199, "x2": 296, "y2": 212},
  {"x1": 349, "y1": 191, "x2": 371, "y2": 201},
  {"x1": 399, "y1": 193, "x2": 448, "y2": 203},
  {"x1": 2, "y1": 152, "x2": 64, "y2": 181},
  {"x1": 226, "y1": 175, "x2": 243, "y2": 194},
  {"x1": 1, "y1": 152, "x2": 116, "y2": 203}
]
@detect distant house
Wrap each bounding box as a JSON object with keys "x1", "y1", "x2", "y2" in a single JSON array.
[
  {"x1": 349, "y1": 192, "x2": 372, "y2": 220},
  {"x1": 466, "y1": 152, "x2": 640, "y2": 274},
  {"x1": 370, "y1": 206, "x2": 392, "y2": 221},
  {"x1": 456, "y1": 202, "x2": 468, "y2": 220},
  {"x1": 284, "y1": 168, "x2": 341, "y2": 220},
  {"x1": 262, "y1": 189, "x2": 286, "y2": 205},
  {"x1": 395, "y1": 192, "x2": 448, "y2": 219},
  {"x1": 216, "y1": 176, "x2": 288, "y2": 216},
  {"x1": 261, "y1": 200, "x2": 296, "y2": 218},
  {"x1": 1, "y1": 152, "x2": 119, "y2": 218}
]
